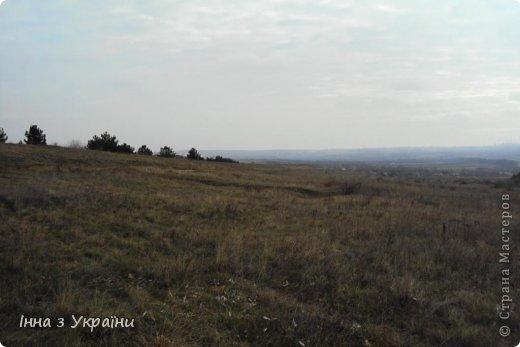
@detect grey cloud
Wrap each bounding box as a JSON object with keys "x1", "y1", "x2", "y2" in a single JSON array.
[{"x1": 1, "y1": 0, "x2": 520, "y2": 149}]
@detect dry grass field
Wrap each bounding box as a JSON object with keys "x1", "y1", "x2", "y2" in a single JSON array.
[{"x1": 0, "y1": 144, "x2": 518, "y2": 346}]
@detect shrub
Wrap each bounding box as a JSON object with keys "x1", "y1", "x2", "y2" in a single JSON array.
[
  {"x1": 159, "y1": 146, "x2": 175, "y2": 158},
  {"x1": 206, "y1": 155, "x2": 238, "y2": 163},
  {"x1": 0, "y1": 128, "x2": 7, "y2": 143},
  {"x1": 87, "y1": 132, "x2": 118, "y2": 151},
  {"x1": 115, "y1": 143, "x2": 134, "y2": 154},
  {"x1": 86, "y1": 132, "x2": 134, "y2": 154},
  {"x1": 24, "y1": 124, "x2": 47, "y2": 145},
  {"x1": 137, "y1": 145, "x2": 153, "y2": 155},
  {"x1": 187, "y1": 147, "x2": 203, "y2": 160}
]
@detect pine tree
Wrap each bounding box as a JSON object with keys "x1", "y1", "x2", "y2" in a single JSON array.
[
  {"x1": 137, "y1": 145, "x2": 153, "y2": 155},
  {"x1": 187, "y1": 147, "x2": 203, "y2": 160},
  {"x1": 116, "y1": 143, "x2": 134, "y2": 154},
  {"x1": 0, "y1": 128, "x2": 7, "y2": 143},
  {"x1": 24, "y1": 125, "x2": 47, "y2": 145},
  {"x1": 87, "y1": 132, "x2": 119, "y2": 151},
  {"x1": 159, "y1": 146, "x2": 175, "y2": 158}
]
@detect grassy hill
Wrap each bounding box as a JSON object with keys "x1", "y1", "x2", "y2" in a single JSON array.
[{"x1": 0, "y1": 144, "x2": 517, "y2": 346}]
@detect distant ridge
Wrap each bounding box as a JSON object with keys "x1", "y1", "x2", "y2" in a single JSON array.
[{"x1": 197, "y1": 144, "x2": 520, "y2": 164}]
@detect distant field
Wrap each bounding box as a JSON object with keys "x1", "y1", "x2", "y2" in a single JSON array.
[{"x1": 0, "y1": 144, "x2": 518, "y2": 346}]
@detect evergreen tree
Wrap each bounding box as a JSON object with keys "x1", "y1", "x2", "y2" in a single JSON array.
[
  {"x1": 137, "y1": 145, "x2": 153, "y2": 155},
  {"x1": 159, "y1": 146, "x2": 175, "y2": 158},
  {"x1": 0, "y1": 128, "x2": 7, "y2": 143},
  {"x1": 116, "y1": 143, "x2": 134, "y2": 154},
  {"x1": 187, "y1": 147, "x2": 203, "y2": 160},
  {"x1": 24, "y1": 125, "x2": 47, "y2": 145},
  {"x1": 87, "y1": 132, "x2": 119, "y2": 151}
]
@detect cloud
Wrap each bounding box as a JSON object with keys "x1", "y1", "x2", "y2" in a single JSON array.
[
  {"x1": 101, "y1": 0, "x2": 377, "y2": 55},
  {"x1": 1, "y1": 0, "x2": 520, "y2": 148},
  {"x1": 373, "y1": 3, "x2": 407, "y2": 14}
]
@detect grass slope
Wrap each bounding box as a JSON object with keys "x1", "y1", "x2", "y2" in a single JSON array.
[{"x1": 0, "y1": 144, "x2": 517, "y2": 346}]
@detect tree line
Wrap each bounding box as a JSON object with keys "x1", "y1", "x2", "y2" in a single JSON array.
[{"x1": 0, "y1": 125, "x2": 238, "y2": 163}]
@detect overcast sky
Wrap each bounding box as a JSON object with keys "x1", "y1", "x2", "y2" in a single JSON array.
[{"x1": 1, "y1": 0, "x2": 520, "y2": 150}]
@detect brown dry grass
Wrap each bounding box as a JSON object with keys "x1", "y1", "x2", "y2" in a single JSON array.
[{"x1": 0, "y1": 143, "x2": 518, "y2": 346}]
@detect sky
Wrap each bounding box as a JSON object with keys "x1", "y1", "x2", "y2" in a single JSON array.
[{"x1": 1, "y1": 0, "x2": 520, "y2": 150}]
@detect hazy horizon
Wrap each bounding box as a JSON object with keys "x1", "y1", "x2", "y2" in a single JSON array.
[{"x1": 1, "y1": 0, "x2": 520, "y2": 150}]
